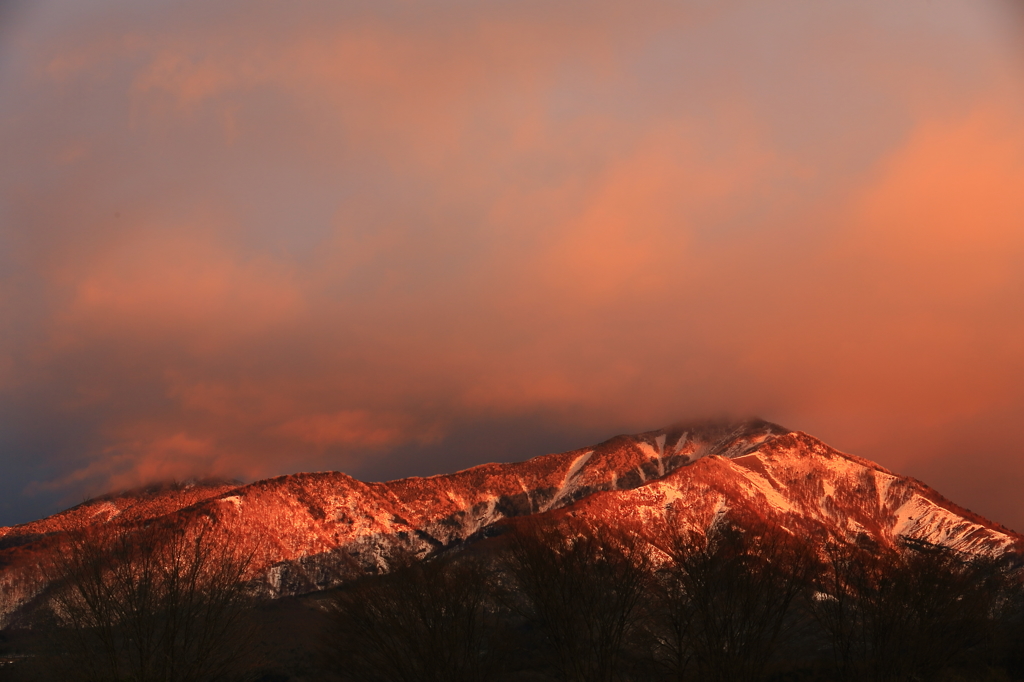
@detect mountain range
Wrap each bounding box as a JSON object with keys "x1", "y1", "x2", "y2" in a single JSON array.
[{"x1": 1, "y1": 419, "x2": 1019, "y2": 627}]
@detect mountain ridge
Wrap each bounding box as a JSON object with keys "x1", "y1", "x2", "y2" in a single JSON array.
[{"x1": 1, "y1": 419, "x2": 1020, "y2": 627}]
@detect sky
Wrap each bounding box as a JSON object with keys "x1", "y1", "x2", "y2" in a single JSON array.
[{"x1": 2, "y1": 0, "x2": 1024, "y2": 530}]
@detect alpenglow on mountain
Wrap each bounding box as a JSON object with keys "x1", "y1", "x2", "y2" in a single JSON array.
[{"x1": 1, "y1": 420, "x2": 1019, "y2": 625}]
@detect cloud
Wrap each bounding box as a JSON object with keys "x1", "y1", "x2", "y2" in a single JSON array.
[
  {"x1": 29, "y1": 431, "x2": 219, "y2": 494},
  {"x1": 53, "y1": 228, "x2": 305, "y2": 351},
  {"x1": 273, "y1": 410, "x2": 429, "y2": 449},
  {"x1": 3, "y1": 0, "x2": 1024, "y2": 530}
]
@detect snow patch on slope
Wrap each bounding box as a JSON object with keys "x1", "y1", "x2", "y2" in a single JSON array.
[
  {"x1": 732, "y1": 456, "x2": 796, "y2": 514},
  {"x1": 822, "y1": 479, "x2": 835, "y2": 499},
  {"x1": 544, "y1": 450, "x2": 594, "y2": 511},
  {"x1": 874, "y1": 470, "x2": 899, "y2": 512},
  {"x1": 635, "y1": 441, "x2": 660, "y2": 478},
  {"x1": 892, "y1": 494, "x2": 1014, "y2": 554},
  {"x1": 90, "y1": 501, "x2": 121, "y2": 520},
  {"x1": 707, "y1": 494, "x2": 731, "y2": 533},
  {"x1": 672, "y1": 432, "x2": 689, "y2": 455}
]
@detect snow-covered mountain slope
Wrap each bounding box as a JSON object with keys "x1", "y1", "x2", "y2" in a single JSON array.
[
  {"x1": 549, "y1": 431, "x2": 1018, "y2": 557},
  {"x1": 0, "y1": 420, "x2": 1019, "y2": 625},
  {"x1": 0, "y1": 479, "x2": 238, "y2": 549}
]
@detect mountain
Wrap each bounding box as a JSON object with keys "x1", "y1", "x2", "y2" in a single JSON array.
[{"x1": 1, "y1": 420, "x2": 1020, "y2": 626}]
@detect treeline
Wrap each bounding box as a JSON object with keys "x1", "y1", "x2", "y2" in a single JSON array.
[
  {"x1": 3, "y1": 518, "x2": 261, "y2": 682},
  {"x1": 326, "y1": 519, "x2": 1024, "y2": 682},
  {"x1": 5, "y1": 516, "x2": 1024, "y2": 681}
]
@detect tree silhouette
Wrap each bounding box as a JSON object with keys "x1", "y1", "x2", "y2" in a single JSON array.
[
  {"x1": 810, "y1": 538, "x2": 1007, "y2": 682},
  {"x1": 655, "y1": 520, "x2": 810, "y2": 682},
  {"x1": 44, "y1": 517, "x2": 257, "y2": 682},
  {"x1": 323, "y1": 551, "x2": 500, "y2": 682},
  {"x1": 501, "y1": 518, "x2": 652, "y2": 682}
]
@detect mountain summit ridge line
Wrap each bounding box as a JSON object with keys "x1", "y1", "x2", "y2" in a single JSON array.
[{"x1": 0, "y1": 419, "x2": 1019, "y2": 626}]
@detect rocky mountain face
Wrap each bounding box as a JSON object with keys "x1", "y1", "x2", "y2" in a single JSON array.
[{"x1": 1, "y1": 420, "x2": 1020, "y2": 626}]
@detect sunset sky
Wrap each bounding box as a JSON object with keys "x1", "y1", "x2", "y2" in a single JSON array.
[{"x1": 2, "y1": 0, "x2": 1024, "y2": 530}]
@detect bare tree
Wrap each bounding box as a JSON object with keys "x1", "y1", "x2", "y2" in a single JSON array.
[
  {"x1": 44, "y1": 517, "x2": 258, "y2": 682},
  {"x1": 999, "y1": 561, "x2": 1024, "y2": 679},
  {"x1": 501, "y1": 518, "x2": 652, "y2": 682},
  {"x1": 656, "y1": 520, "x2": 811, "y2": 682},
  {"x1": 645, "y1": 559, "x2": 697, "y2": 681},
  {"x1": 810, "y1": 538, "x2": 1008, "y2": 682},
  {"x1": 322, "y1": 551, "x2": 500, "y2": 682}
]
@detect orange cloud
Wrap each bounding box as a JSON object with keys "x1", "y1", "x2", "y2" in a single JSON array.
[
  {"x1": 273, "y1": 410, "x2": 418, "y2": 449},
  {"x1": 855, "y1": 104, "x2": 1024, "y2": 295},
  {"x1": 31, "y1": 431, "x2": 218, "y2": 495},
  {"x1": 53, "y1": 227, "x2": 305, "y2": 355},
  {"x1": 4, "y1": 0, "x2": 1024, "y2": 533}
]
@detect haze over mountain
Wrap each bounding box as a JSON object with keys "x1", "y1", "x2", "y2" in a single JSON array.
[{"x1": 1, "y1": 420, "x2": 1018, "y2": 628}]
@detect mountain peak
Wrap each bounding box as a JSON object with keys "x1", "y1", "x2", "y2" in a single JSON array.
[{"x1": 0, "y1": 420, "x2": 1018, "y2": 626}]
